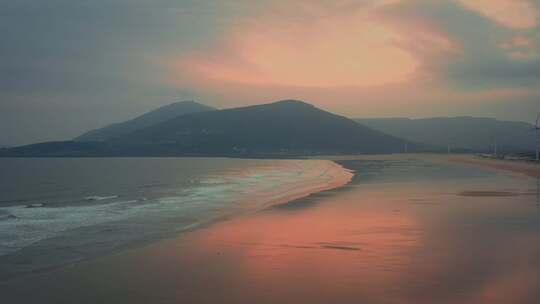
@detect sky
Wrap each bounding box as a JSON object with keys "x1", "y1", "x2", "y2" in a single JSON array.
[{"x1": 1, "y1": 0, "x2": 540, "y2": 146}]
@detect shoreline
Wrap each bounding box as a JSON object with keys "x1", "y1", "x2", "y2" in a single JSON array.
[
  {"x1": 0, "y1": 158, "x2": 353, "y2": 282},
  {"x1": 2, "y1": 154, "x2": 537, "y2": 283},
  {"x1": 0, "y1": 158, "x2": 364, "y2": 289},
  {"x1": 320, "y1": 153, "x2": 540, "y2": 179},
  {"x1": 2, "y1": 155, "x2": 540, "y2": 303}
]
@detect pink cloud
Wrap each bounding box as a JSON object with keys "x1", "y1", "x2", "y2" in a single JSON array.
[
  {"x1": 169, "y1": 0, "x2": 457, "y2": 89},
  {"x1": 160, "y1": 0, "x2": 538, "y2": 119}
]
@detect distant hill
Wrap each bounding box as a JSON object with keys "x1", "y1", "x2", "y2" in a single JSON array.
[
  {"x1": 110, "y1": 100, "x2": 414, "y2": 155},
  {"x1": 354, "y1": 117, "x2": 536, "y2": 152},
  {"x1": 76, "y1": 101, "x2": 216, "y2": 141}
]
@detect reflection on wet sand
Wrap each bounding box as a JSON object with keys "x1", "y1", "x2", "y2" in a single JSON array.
[
  {"x1": 190, "y1": 196, "x2": 422, "y2": 302},
  {"x1": 459, "y1": 190, "x2": 519, "y2": 197},
  {"x1": 1, "y1": 158, "x2": 540, "y2": 304},
  {"x1": 178, "y1": 169, "x2": 540, "y2": 304}
]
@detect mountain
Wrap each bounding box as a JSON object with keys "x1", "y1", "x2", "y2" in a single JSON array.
[
  {"x1": 75, "y1": 101, "x2": 216, "y2": 141},
  {"x1": 354, "y1": 117, "x2": 536, "y2": 152},
  {"x1": 110, "y1": 100, "x2": 414, "y2": 155},
  {"x1": 2, "y1": 100, "x2": 418, "y2": 157}
]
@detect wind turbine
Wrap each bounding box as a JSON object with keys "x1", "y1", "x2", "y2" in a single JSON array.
[{"x1": 534, "y1": 113, "x2": 540, "y2": 161}]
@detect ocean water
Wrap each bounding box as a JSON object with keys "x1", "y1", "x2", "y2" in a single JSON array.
[{"x1": 0, "y1": 157, "x2": 351, "y2": 278}]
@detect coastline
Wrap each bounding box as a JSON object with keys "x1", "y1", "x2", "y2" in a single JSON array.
[
  {"x1": 2, "y1": 155, "x2": 540, "y2": 303},
  {"x1": 0, "y1": 158, "x2": 353, "y2": 282},
  {"x1": 320, "y1": 153, "x2": 540, "y2": 179},
  {"x1": 4, "y1": 153, "x2": 536, "y2": 283},
  {"x1": 0, "y1": 158, "x2": 364, "y2": 300}
]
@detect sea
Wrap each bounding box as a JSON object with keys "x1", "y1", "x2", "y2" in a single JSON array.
[{"x1": 0, "y1": 157, "x2": 352, "y2": 279}]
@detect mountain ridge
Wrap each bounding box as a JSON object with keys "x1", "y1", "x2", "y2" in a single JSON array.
[
  {"x1": 76, "y1": 101, "x2": 216, "y2": 141},
  {"x1": 2, "y1": 100, "x2": 416, "y2": 157},
  {"x1": 110, "y1": 99, "x2": 415, "y2": 155}
]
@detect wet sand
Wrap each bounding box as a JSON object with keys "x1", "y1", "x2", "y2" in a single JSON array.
[
  {"x1": 447, "y1": 155, "x2": 540, "y2": 179},
  {"x1": 2, "y1": 156, "x2": 540, "y2": 303},
  {"x1": 324, "y1": 153, "x2": 540, "y2": 179}
]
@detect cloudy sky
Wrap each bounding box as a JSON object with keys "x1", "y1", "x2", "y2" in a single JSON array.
[{"x1": 1, "y1": 0, "x2": 540, "y2": 145}]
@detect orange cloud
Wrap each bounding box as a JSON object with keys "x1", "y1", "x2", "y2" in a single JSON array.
[
  {"x1": 456, "y1": 0, "x2": 540, "y2": 29},
  {"x1": 170, "y1": 0, "x2": 456, "y2": 88},
  {"x1": 162, "y1": 0, "x2": 540, "y2": 119}
]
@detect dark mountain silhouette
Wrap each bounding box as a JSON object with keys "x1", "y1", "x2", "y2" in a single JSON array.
[
  {"x1": 2, "y1": 100, "x2": 417, "y2": 157},
  {"x1": 111, "y1": 100, "x2": 414, "y2": 155},
  {"x1": 76, "y1": 101, "x2": 216, "y2": 141},
  {"x1": 355, "y1": 117, "x2": 536, "y2": 152}
]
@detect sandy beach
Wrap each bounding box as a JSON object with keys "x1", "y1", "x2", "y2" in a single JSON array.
[
  {"x1": 2, "y1": 155, "x2": 540, "y2": 303},
  {"x1": 447, "y1": 155, "x2": 540, "y2": 179},
  {"x1": 324, "y1": 153, "x2": 540, "y2": 179}
]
